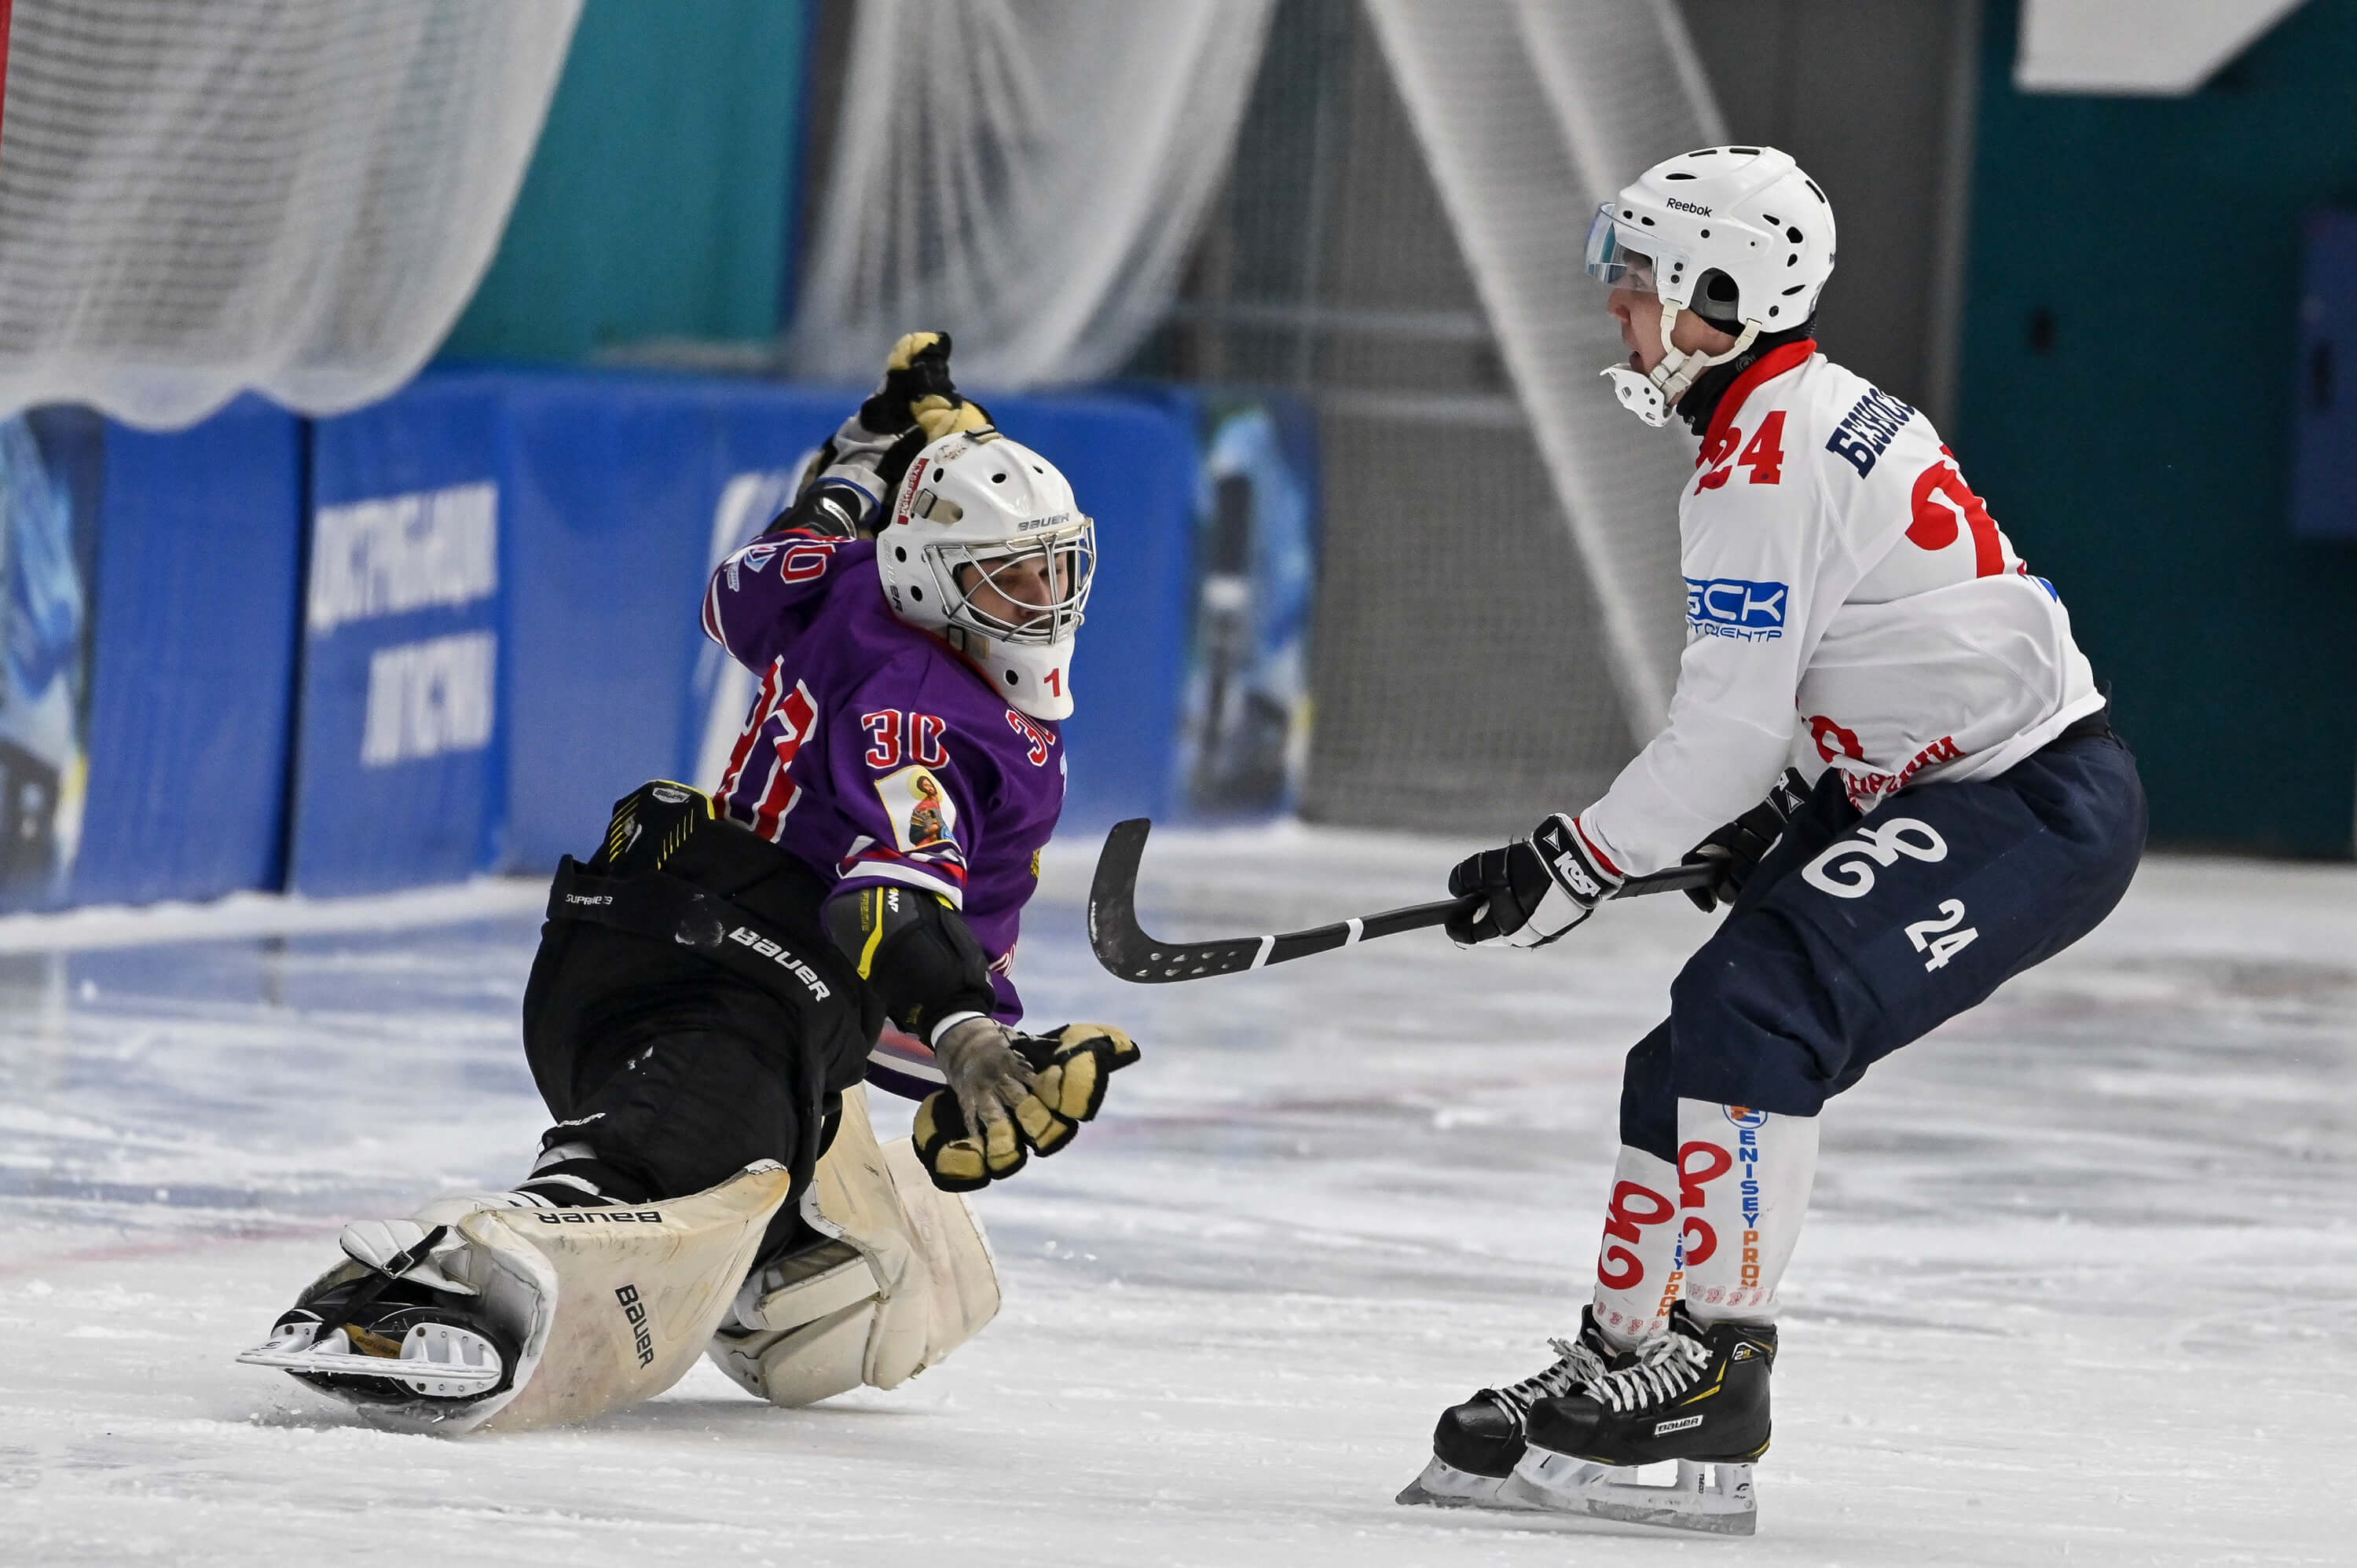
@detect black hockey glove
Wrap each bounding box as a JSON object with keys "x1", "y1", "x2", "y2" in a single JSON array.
[
  {"x1": 767, "y1": 332, "x2": 995, "y2": 540},
  {"x1": 1446, "y1": 813, "x2": 1623, "y2": 949},
  {"x1": 1679, "y1": 768, "x2": 1811, "y2": 913},
  {"x1": 911, "y1": 1019, "x2": 1141, "y2": 1192},
  {"x1": 860, "y1": 330, "x2": 993, "y2": 448}
]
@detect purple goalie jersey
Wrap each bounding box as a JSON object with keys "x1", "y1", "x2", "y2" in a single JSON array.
[{"x1": 701, "y1": 532, "x2": 1066, "y2": 1060}]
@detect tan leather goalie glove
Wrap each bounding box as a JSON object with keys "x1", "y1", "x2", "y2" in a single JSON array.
[
  {"x1": 912, "y1": 1020, "x2": 1142, "y2": 1192},
  {"x1": 869, "y1": 331, "x2": 992, "y2": 443}
]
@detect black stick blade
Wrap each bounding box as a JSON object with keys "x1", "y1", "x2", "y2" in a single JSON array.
[{"x1": 1087, "y1": 818, "x2": 1272, "y2": 981}]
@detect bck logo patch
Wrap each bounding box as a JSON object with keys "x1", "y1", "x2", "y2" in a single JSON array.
[{"x1": 1684, "y1": 577, "x2": 1787, "y2": 642}]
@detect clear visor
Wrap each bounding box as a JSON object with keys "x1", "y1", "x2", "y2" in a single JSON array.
[
  {"x1": 1583, "y1": 204, "x2": 1673, "y2": 295},
  {"x1": 934, "y1": 518, "x2": 1095, "y2": 644}
]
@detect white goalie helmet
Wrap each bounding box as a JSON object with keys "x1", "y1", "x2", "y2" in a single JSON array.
[
  {"x1": 1586, "y1": 145, "x2": 1836, "y2": 426},
  {"x1": 877, "y1": 429, "x2": 1094, "y2": 721}
]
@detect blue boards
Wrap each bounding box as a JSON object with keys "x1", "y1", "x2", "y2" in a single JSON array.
[
  {"x1": 74, "y1": 397, "x2": 304, "y2": 907},
  {"x1": 291, "y1": 368, "x2": 1200, "y2": 892}
]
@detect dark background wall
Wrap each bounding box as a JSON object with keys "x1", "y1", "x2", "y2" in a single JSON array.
[
  {"x1": 1677, "y1": 0, "x2": 1982, "y2": 424},
  {"x1": 1954, "y1": 0, "x2": 2357, "y2": 855}
]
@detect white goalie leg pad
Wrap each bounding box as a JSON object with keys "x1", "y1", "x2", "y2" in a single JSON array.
[
  {"x1": 706, "y1": 1085, "x2": 1000, "y2": 1407},
  {"x1": 244, "y1": 1163, "x2": 794, "y2": 1436}
]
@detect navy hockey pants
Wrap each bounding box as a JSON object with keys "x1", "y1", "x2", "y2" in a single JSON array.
[{"x1": 1619, "y1": 722, "x2": 2146, "y2": 1163}]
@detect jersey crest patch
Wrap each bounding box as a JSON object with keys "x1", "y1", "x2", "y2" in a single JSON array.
[{"x1": 874, "y1": 764, "x2": 959, "y2": 852}]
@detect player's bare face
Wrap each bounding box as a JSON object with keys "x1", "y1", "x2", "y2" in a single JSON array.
[
  {"x1": 1607, "y1": 286, "x2": 1740, "y2": 381},
  {"x1": 956, "y1": 552, "x2": 1064, "y2": 632}
]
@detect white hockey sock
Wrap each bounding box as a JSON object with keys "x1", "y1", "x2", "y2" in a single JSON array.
[
  {"x1": 1673, "y1": 1098, "x2": 1820, "y2": 1324},
  {"x1": 1587, "y1": 1145, "x2": 1685, "y2": 1350}
]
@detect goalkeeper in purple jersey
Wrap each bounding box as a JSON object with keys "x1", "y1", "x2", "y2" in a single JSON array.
[{"x1": 236, "y1": 335, "x2": 1141, "y2": 1435}]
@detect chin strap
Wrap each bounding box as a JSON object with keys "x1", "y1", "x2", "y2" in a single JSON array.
[{"x1": 1600, "y1": 298, "x2": 1761, "y2": 428}]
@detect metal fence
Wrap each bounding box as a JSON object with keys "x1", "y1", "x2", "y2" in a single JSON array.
[{"x1": 1127, "y1": 0, "x2": 1635, "y2": 833}]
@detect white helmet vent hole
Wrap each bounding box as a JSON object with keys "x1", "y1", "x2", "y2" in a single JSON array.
[
  {"x1": 1004, "y1": 670, "x2": 1019, "y2": 686},
  {"x1": 911, "y1": 587, "x2": 924, "y2": 602},
  {"x1": 992, "y1": 472, "x2": 1006, "y2": 483},
  {"x1": 1731, "y1": 145, "x2": 1761, "y2": 155},
  {"x1": 894, "y1": 546, "x2": 907, "y2": 561},
  {"x1": 1666, "y1": 171, "x2": 1695, "y2": 180},
  {"x1": 1787, "y1": 226, "x2": 1804, "y2": 243}
]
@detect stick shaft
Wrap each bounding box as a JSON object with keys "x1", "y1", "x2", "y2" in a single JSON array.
[{"x1": 1087, "y1": 820, "x2": 1714, "y2": 984}]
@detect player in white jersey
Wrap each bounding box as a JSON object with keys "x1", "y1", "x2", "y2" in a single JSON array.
[{"x1": 1398, "y1": 146, "x2": 2146, "y2": 1535}]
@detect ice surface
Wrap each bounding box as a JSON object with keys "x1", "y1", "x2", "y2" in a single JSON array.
[{"x1": 0, "y1": 826, "x2": 2350, "y2": 1565}]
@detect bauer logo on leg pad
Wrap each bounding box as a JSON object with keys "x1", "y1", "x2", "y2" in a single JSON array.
[
  {"x1": 534, "y1": 1209, "x2": 667, "y2": 1224},
  {"x1": 615, "y1": 1284, "x2": 655, "y2": 1368}
]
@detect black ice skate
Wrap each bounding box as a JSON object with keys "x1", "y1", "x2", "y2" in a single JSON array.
[
  {"x1": 237, "y1": 1225, "x2": 519, "y2": 1412},
  {"x1": 1501, "y1": 1302, "x2": 1775, "y2": 1535},
  {"x1": 1395, "y1": 1306, "x2": 1617, "y2": 1509}
]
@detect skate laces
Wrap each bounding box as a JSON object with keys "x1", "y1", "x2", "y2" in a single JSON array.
[
  {"x1": 1585, "y1": 1327, "x2": 1710, "y2": 1414},
  {"x1": 1486, "y1": 1334, "x2": 1614, "y2": 1420}
]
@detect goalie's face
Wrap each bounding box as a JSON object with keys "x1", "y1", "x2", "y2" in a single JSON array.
[
  {"x1": 955, "y1": 551, "x2": 1062, "y2": 632},
  {"x1": 935, "y1": 525, "x2": 1094, "y2": 645}
]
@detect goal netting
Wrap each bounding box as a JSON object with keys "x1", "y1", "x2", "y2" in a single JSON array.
[
  {"x1": 1362, "y1": 0, "x2": 1726, "y2": 744},
  {"x1": 0, "y1": 0, "x2": 579, "y2": 428}
]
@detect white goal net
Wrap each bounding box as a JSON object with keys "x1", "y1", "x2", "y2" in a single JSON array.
[{"x1": 0, "y1": 0, "x2": 579, "y2": 428}]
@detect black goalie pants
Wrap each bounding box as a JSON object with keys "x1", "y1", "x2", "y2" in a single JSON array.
[{"x1": 519, "y1": 842, "x2": 877, "y2": 1228}]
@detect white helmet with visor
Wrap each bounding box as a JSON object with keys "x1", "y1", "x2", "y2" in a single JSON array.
[
  {"x1": 877, "y1": 429, "x2": 1093, "y2": 720},
  {"x1": 1585, "y1": 145, "x2": 1835, "y2": 426}
]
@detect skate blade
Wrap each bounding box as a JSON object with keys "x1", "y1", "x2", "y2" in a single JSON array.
[
  {"x1": 1502, "y1": 1453, "x2": 1758, "y2": 1537},
  {"x1": 237, "y1": 1323, "x2": 504, "y2": 1396},
  {"x1": 1395, "y1": 1456, "x2": 1537, "y2": 1511}
]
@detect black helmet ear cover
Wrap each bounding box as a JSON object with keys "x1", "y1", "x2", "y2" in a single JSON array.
[{"x1": 1693, "y1": 267, "x2": 1743, "y2": 324}]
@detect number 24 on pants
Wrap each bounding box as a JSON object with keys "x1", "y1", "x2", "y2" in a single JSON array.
[{"x1": 1905, "y1": 899, "x2": 1978, "y2": 972}]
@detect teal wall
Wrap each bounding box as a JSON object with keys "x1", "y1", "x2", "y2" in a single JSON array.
[
  {"x1": 442, "y1": 0, "x2": 811, "y2": 362},
  {"x1": 1956, "y1": 0, "x2": 2357, "y2": 856}
]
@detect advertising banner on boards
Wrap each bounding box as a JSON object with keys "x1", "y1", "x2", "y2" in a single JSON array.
[{"x1": 292, "y1": 376, "x2": 508, "y2": 896}]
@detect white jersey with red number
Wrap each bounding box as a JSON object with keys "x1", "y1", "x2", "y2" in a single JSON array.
[{"x1": 1577, "y1": 340, "x2": 2102, "y2": 877}]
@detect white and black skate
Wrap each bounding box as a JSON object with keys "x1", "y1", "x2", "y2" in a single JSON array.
[
  {"x1": 1395, "y1": 1306, "x2": 1616, "y2": 1511},
  {"x1": 1500, "y1": 1303, "x2": 1776, "y2": 1536},
  {"x1": 236, "y1": 1224, "x2": 518, "y2": 1409}
]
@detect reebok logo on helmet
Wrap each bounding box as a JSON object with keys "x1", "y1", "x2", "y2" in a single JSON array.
[{"x1": 1666, "y1": 198, "x2": 1714, "y2": 216}]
